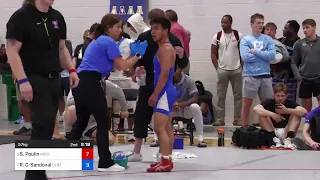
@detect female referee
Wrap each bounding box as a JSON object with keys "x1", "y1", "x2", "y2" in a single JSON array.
[{"x1": 66, "y1": 14, "x2": 147, "y2": 172}]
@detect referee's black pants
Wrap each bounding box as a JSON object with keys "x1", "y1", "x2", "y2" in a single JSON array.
[
  {"x1": 25, "y1": 73, "x2": 60, "y2": 180},
  {"x1": 68, "y1": 71, "x2": 115, "y2": 168}
]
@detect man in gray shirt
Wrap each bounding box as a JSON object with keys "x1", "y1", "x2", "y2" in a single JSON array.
[
  {"x1": 291, "y1": 19, "x2": 320, "y2": 112},
  {"x1": 173, "y1": 67, "x2": 207, "y2": 147}
]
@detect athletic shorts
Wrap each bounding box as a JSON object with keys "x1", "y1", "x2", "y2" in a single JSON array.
[
  {"x1": 154, "y1": 86, "x2": 177, "y2": 116},
  {"x1": 299, "y1": 78, "x2": 320, "y2": 99},
  {"x1": 60, "y1": 77, "x2": 70, "y2": 97},
  {"x1": 242, "y1": 76, "x2": 273, "y2": 99}
]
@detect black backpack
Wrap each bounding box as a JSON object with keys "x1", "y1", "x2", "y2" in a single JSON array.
[
  {"x1": 195, "y1": 80, "x2": 205, "y2": 95},
  {"x1": 232, "y1": 125, "x2": 274, "y2": 149}
]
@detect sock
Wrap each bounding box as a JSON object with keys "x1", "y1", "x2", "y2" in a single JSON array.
[
  {"x1": 287, "y1": 131, "x2": 295, "y2": 138},
  {"x1": 23, "y1": 122, "x2": 31, "y2": 129},
  {"x1": 198, "y1": 135, "x2": 204, "y2": 142}
]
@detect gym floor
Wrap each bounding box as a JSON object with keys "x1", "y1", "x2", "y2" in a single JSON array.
[{"x1": 1, "y1": 143, "x2": 319, "y2": 180}]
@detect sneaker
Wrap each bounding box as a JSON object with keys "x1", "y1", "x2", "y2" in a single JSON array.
[
  {"x1": 127, "y1": 152, "x2": 142, "y2": 162},
  {"x1": 197, "y1": 141, "x2": 207, "y2": 148},
  {"x1": 13, "y1": 126, "x2": 31, "y2": 136},
  {"x1": 275, "y1": 128, "x2": 286, "y2": 141},
  {"x1": 283, "y1": 138, "x2": 296, "y2": 149},
  {"x1": 150, "y1": 140, "x2": 160, "y2": 147},
  {"x1": 98, "y1": 163, "x2": 125, "y2": 172},
  {"x1": 126, "y1": 134, "x2": 135, "y2": 142},
  {"x1": 273, "y1": 137, "x2": 283, "y2": 148}
]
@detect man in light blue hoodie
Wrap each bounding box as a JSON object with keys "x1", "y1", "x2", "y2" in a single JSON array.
[{"x1": 240, "y1": 13, "x2": 276, "y2": 125}]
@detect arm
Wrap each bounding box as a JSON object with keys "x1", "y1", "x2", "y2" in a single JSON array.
[
  {"x1": 6, "y1": 40, "x2": 26, "y2": 80},
  {"x1": 240, "y1": 38, "x2": 257, "y2": 62},
  {"x1": 105, "y1": 80, "x2": 128, "y2": 111},
  {"x1": 171, "y1": 28, "x2": 184, "y2": 48},
  {"x1": 153, "y1": 46, "x2": 173, "y2": 96},
  {"x1": 253, "y1": 104, "x2": 274, "y2": 117},
  {"x1": 286, "y1": 106, "x2": 307, "y2": 117},
  {"x1": 59, "y1": 40, "x2": 75, "y2": 71},
  {"x1": 170, "y1": 33, "x2": 188, "y2": 69},
  {"x1": 302, "y1": 123, "x2": 315, "y2": 146},
  {"x1": 211, "y1": 34, "x2": 218, "y2": 69},
  {"x1": 253, "y1": 38, "x2": 276, "y2": 62},
  {"x1": 291, "y1": 41, "x2": 302, "y2": 81},
  {"x1": 6, "y1": 11, "x2": 27, "y2": 80},
  {"x1": 179, "y1": 79, "x2": 199, "y2": 107},
  {"x1": 114, "y1": 56, "x2": 140, "y2": 71}
]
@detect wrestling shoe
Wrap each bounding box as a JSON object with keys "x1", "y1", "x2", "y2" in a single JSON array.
[{"x1": 147, "y1": 156, "x2": 173, "y2": 173}]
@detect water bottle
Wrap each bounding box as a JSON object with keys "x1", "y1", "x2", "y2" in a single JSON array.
[
  {"x1": 136, "y1": 66, "x2": 146, "y2": 86},
  {"x1": 218, "y1": 128, "x2": 225, "y2": 147}
]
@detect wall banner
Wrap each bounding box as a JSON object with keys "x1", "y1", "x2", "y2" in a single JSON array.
[{"x1": 109, "y1": 0, "x2": 148, "y2": 21}]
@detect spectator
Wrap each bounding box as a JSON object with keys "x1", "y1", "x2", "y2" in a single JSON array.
[
  {"x1": 291, "y1": 19, "x2": 320, "y2": 112},
  {"x1": 240, "y1": 13, "x2": 276, "y2": 125},
  {"x1": 211, "y1": 14, "x2": 243, "y2": 126},
  {"x1": 173, "y1": 66, "x2": 207, "y2": 147},
  {"x1": 73, "y1": 29, "x2": 90, "y2": 68},
  {"x1": 165, "y1": 9, "x2": 190, "y2": 74},
  {"x1": 253, "y1": 83, "x2": 307, "y2": 148}
]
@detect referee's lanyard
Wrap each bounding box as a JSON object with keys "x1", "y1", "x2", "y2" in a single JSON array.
[{"x1": 41, "y1": 17, "x2": 52, "y2": 48}]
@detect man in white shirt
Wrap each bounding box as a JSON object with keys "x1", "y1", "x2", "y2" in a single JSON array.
[{"x1": 211, "y1": 15, "x2": 243, "y2": 126}]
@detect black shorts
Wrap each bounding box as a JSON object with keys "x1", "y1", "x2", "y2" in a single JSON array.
[
  {"x1": 60, "y1": 77, "x2": 70, "y2": 97},
  {"x1": 133, "y1": 87, "x2": 154, "y2": 138},
  {"x1": 298, "y1": 79, "x2": 320, "y2": 99}
]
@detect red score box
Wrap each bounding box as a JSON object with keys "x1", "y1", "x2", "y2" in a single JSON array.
[{"x1": 82, "y1": 148, "x2": 94, "y2": 160}]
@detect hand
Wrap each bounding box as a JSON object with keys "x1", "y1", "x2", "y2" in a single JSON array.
[
  {"x1": 148, "y1": 93, "x2": 158, "y2": 107},
  {"x1": 69, "y1": 72, "x2": 80, "y2": 88},
  {"x1": 173, "y1": 102, "x2": 181, "y2": 112},
  {"x1": 123, "y1": 68, "x2": 135, "y2": 77},
  {"x1": 275, "y1": 103, "x2": 289, "y2": 114},
  {"x1": 19, "y1": 82, "x2": 33, "y2": 102},
  {"x1": 134, "y1": 67, "x2": 144, "y2": 78},
  {"x1": 250, "y1": 49, "x2": 255, "y2": 54},
  {"x1": 130, "y1": 40, "x2": 148, "y2": 56},
  {"x1": 120, "y1": 111, "x2": 129, "y2": 119},
  {"x1": 310, "y1": 142, "x2": 320, "y2": 150},
  {"x1": 174, "y1": 46, "x2": 184, "y2": 59},
  {"x1": 270, "y1": 112, "x2": 285, "y2": 123}
]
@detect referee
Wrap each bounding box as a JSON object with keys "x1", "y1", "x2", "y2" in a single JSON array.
[{"x1": 6, "y1": 0, "x2": 79, "y2": 180}]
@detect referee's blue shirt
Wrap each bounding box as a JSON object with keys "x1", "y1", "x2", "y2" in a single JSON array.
[{"x1": 77, "y1": 35, "x2": 121, "y2": 77}]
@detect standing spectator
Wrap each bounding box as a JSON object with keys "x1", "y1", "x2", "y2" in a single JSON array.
[
  {"x1": 275, "y1": 20, "x2": 301, "y2": 102},
  {"x1": 6, "y1": 0, "x2": 79, "y2": 179},
  {"x1": 211, "y1": 15, "x2": 243, "y2": 126},
  {"x1": 291, "y1": 19, "x2": 320, "y2": 112},
  {"x1": 73, "y1": 29, "x2": 89, "y2": 68},
  {"x1": 165, "y1": 9, "x2": 190, "y2": 74},
  {"x1": 240, "y1": 13, "x2": 276, "y2": 125}
]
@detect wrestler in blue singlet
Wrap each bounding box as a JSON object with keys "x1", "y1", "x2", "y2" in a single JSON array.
[{"x1": 153, "y1": 44, "x2": 177, "y2": 116}]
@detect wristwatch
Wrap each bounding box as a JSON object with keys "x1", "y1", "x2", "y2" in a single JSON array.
[{"x1": 135, "y1": 53, "x2": 142, "y2": 59}]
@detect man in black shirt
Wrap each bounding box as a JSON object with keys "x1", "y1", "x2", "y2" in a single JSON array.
[
  {"x1": 6, "y1": 0, "x2": 79, "y2": 179},
  {"x1": 274, "y1": 20, "x2": 300, "y2": 102},
  {"x1": 127, "y1": 8, "x2": 188, "y2": 162},
  {"x1": 253, "y1": 83, "x2": 307, "y2": 149}
]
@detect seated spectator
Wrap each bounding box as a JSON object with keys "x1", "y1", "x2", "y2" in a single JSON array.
[
  {"x1": 253, "y1": 83, "x2": 307, "y2": 148},
  {"x1": 64, "y1": 80, "x2": 129, "y2": 144},
  {"x1": 292, "y1": 106, "x2": 320, "y2": 150},
  {"x1": 172, "y1": 67, "x2": 207, "y2": 147}
]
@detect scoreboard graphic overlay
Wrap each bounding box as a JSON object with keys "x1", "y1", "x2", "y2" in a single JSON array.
[{"x1": 15, "y1": 140, "x2": 94, "y2": 171}]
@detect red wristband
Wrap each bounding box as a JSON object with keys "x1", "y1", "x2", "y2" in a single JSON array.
[{"x1": 69, "y1": 69, "x2": 77, "y2": 74}]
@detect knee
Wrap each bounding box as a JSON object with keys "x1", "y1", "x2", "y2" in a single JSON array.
[
  {"x1": 291, "y1": 115, "x2": 302, "y2": 123},
  {"x1": 258, "y1": 116, "x2": 268, "y2": 122},
  {"x1": 190, "y1": 103, "x2": 201, "y2": 112},
  {"x1": 64, "y1": 105, "x2": 77, "y2": 125}
]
